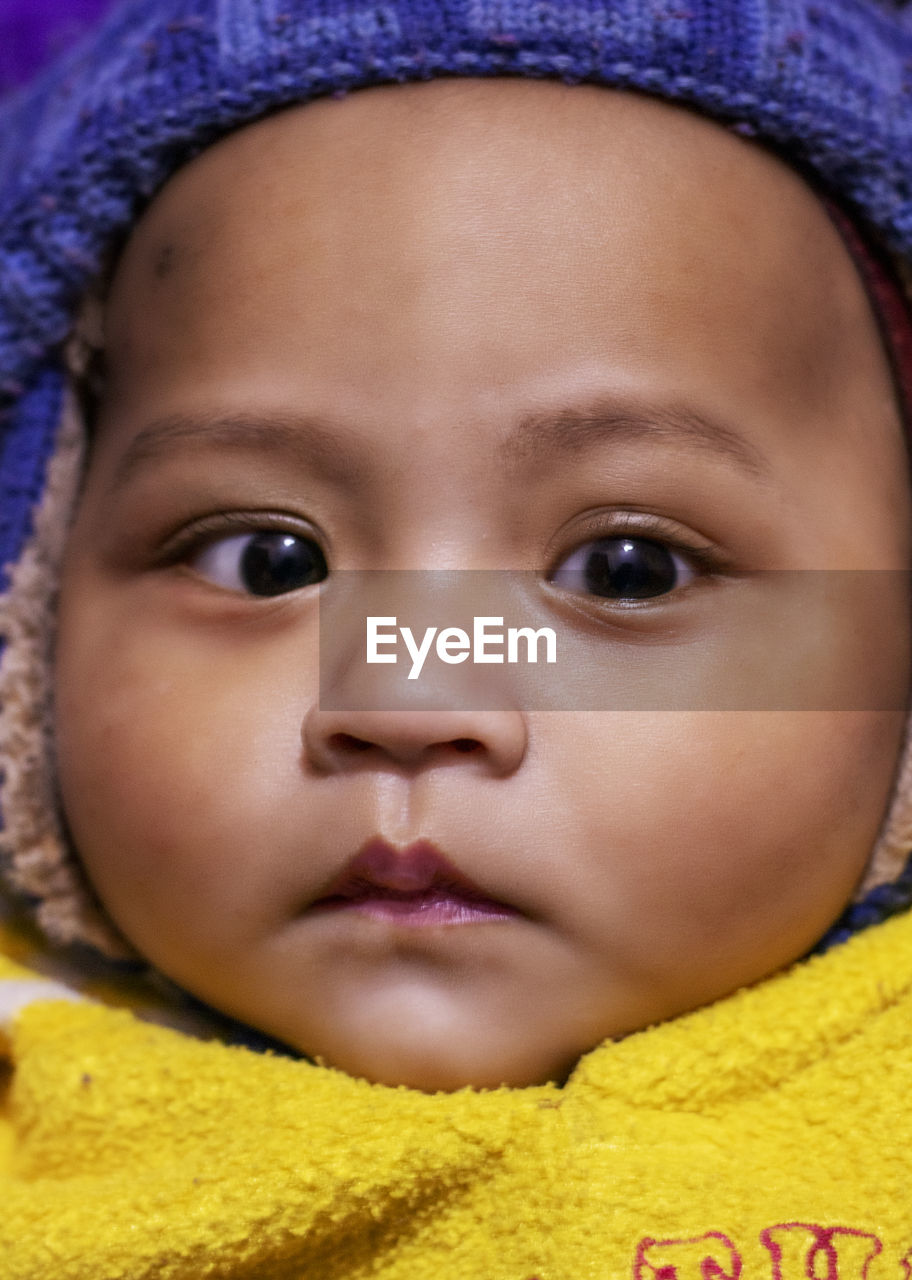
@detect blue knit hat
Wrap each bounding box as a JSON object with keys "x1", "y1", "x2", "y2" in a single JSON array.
[{"x1": 3, "y1": 0, "x2": 912, "y2": 954}]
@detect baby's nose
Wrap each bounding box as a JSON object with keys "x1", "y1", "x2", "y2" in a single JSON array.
[{"x1": 302, "y1": 706, "x2": 527, "y2": 775}]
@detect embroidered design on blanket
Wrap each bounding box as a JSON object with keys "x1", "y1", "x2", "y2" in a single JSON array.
[{"x1": 634, "y1": 1225, "x2": 888, "y2": 1280}]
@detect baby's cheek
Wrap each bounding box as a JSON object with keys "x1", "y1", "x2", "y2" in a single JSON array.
[
  {"x1": 684, "y1": 710, "x2": 904, "y2": 931},
  {"x1": 550, "y1": 710, "x2": 900, "y2": 958},
  {"x1": 749, "y1": 709, "x2": 903, "y2": 824},
  {"x1": 56, "y1": 649, "x2": 190, "y2": 898},
  {"x1": 55, "y1": 625, "x2": 227, "y2": 905}
]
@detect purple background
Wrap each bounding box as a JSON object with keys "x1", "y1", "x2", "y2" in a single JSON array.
[{"x1": 0, "y1": 0, "x2": 118, "y2": 94}]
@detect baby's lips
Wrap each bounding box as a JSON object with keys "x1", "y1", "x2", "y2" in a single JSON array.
[{"x1": 312, "y1": 834, "x2": 518, "y2": 910}]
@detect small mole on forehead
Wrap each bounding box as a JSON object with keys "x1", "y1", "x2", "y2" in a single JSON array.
[{"x1": 152, "y1": 242, "x2": 178, "y2": 280}]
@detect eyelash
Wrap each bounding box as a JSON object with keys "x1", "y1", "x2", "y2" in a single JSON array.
[{"x1": 161, "y1": 512, "x2": 320, "y2": 558}]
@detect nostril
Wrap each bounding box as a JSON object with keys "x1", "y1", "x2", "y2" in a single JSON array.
[
  {"x1": 329, "y1": 732, "x2": 373, "y2": 753},
  {"x1": 327, "y1": 732, "x2": 482, "y2": 756}
]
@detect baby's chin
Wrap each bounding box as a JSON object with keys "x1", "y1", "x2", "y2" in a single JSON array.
[
  {"x1": 200, "y1": 979, "x2": 595, "y2": 1092},
  {"x1": 287, "y1": 1024, "x2": 584, "y2": 1093}
]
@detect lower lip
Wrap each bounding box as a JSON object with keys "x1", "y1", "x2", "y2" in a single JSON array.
[{"x1": 314, "y1": 890, "x2": 518, "y2": 926}]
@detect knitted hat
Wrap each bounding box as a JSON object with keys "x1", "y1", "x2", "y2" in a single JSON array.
[{"x1": 3, "y1": 0, "x2": 912, "y2": 958}]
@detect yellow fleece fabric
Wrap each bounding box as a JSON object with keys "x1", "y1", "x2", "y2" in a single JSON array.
[{"x1": 2, "y1": 907, "x2": 912, "y2": 1280}]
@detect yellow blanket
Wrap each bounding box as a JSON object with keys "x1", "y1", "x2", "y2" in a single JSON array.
[{"x1": 2, "y1": 902, "x2": 912, "y2": 1280}]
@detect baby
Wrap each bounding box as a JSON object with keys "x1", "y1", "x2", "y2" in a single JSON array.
[
  {"x1": 47, "y1": 76, "x2": 912, "y2": 1095},
  {"x1": 4, "y1": 1, "x2": 912, "y2": 1276}
]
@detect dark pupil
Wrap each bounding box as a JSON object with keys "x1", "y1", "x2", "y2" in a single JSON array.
[
  {"x1": 240, "y1": 533, "x2": 327, "y2": 597},
  {"x1": 583, "y1": 538, "x2": 678, "y2": 599}
]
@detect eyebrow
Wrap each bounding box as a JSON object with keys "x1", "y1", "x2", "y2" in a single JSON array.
[
  {"x1": 108, "y1": 411, "x2": 377, "y2": 493},
  {"x1": 500, "y1": 399, "x2": 770, "y2": 480}
]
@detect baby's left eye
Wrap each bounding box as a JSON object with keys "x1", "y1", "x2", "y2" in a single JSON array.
[
  {"x1": 188, "y1": 530, "x2": 328, "y2": 596},
  {"x1": 548, "y1": 536, "x2": 696, "y2": 600}
]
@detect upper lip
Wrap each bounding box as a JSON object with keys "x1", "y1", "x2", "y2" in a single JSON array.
[{"x1": 313, "y1": 836, "x2": 510, "y2": 905}]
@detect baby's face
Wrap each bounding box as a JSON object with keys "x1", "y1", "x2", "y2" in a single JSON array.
[{"x1": 55, "y1": 80, "x2": 911, "y2": 1090}]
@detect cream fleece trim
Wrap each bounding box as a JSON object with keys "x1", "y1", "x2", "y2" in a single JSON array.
[
  {"x1": 0, "y1": 386, "x2": 133, "y2": 958},
  {"x1": 859, "y1": 719, "x2": 912, "y2": 894}
]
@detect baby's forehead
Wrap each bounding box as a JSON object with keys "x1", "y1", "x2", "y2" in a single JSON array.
[{"x1": 95, "y1": 78, "x2": 896, "y2": 486}]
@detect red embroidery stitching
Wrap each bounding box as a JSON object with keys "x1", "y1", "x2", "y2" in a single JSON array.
[
  {"x1": 760, "y1": 1223, "x2": 883, "y2": 1280},
  {"x1": 633, "y1": 1231, "x2": 743, "y2": 1280}
]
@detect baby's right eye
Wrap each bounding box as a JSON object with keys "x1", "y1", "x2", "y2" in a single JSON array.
[
  {"x1": 188, "y1": 531, "x2": 328, "y2": 597},
  {"x1": 548, "y1": 535, "x2": 697, "y2": 601}
]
